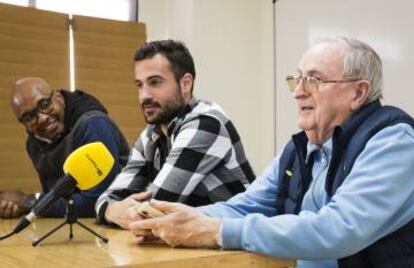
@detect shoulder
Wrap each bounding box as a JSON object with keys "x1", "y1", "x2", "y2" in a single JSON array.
[
  {"x1": 73, "y1": 111, "x2": 121, "y2": 135},
  {"x1": 179, "y1": 100, "x2": 231, "y2": 130},
  {"x1": 76, "y1": 112, "x2": 113, "y2": 127},
  {"x1": 370, "y1": 122, "x2": 414, "y2": 142},
  {"x1": 189, "y1": 100, "x2": 230, "y2": 122}
]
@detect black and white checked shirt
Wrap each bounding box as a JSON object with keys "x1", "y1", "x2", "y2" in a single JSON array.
[{"x1": 96, "y1": 98, "x2": 255, "y2": 223}]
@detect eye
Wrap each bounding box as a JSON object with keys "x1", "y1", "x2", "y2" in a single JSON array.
[
  {"x1": 135, "y1": 81, "x2": 143, "y2": 90},
  {"x1": 38, "y1": 98, "x2": 51, "y2": 110},
  {"x1": 148, "y1": 77, "x2": 163, "y2": 87},
  {"x1": 308, "y1": 76, "x2": 321, "y2": 81},
  {"x1": 20, "y1": 111, "x2": 36, "y2": 124}
]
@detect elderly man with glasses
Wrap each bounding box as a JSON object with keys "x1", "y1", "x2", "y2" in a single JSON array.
[
  {"x1": 0, "y1": 77, "x2": 129, "y2": 219},
  {"x1": 128, "y1": 37, "x2": 414, "y2": 268}
]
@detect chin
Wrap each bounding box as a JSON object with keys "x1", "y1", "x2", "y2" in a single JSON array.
[{"x1": 144, "y1": 117, "x2": 157, "y2": 124}]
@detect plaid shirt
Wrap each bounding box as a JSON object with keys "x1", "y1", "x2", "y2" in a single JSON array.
[{"x1": 96, "y1": 98, "x2": 255, "y2": 223}]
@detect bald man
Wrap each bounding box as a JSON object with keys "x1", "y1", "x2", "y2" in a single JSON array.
[{"x1": 0, "y1": 78, "x2": 129, "y2": 218}]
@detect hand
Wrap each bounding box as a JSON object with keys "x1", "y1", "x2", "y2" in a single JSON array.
[
  {"x1": 0, "y1": 190, "x2": 27, "y2": 218},
  {"x1": 105, "y1": 191, "x2": 152, "y2": 229},
  {"x1": 129, "y1": 200, "x2": 221, "y2": 248}
]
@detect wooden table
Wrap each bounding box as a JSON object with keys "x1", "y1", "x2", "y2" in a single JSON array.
[{"x1": 0, "y1": 218, "x2": 294, "y2": 268}]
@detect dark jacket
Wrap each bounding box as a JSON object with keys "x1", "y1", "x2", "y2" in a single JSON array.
[
  {"x1": 27, "y1": 90, "x2": 129, "y2": 217},
  {"x1": 276, "y1": 100, "x2": 414, "y2": 268}
]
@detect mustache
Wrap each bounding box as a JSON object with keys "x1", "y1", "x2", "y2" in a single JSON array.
[{"x1": 141, "y1": 99, "x2": 161, "y2": 108}]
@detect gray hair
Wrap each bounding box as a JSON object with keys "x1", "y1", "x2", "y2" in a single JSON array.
[{"x1": 318, "y1": 37, "x2": 383, "y2": 102}]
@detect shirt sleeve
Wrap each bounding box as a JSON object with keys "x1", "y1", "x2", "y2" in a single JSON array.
[
  {"x1": 150, "y1": 115, "x2": 233, "y2": 203},
  {"x1": 208, "y1": 123, "x2": 414, "y2": 260},
  {"x1": 95, "y1": 130, "x2": 150, "y2": 223},
  {"x1": 41, "y1": 115, "x2": 128, "y2": 217}
]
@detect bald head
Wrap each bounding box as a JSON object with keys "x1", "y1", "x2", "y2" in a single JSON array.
[
  {"x1": 10, "y1": 77, "x2": 66, "y2": 140},
  {"x1": 11, "y1": 77, "x2": 52, "y2": 114}
]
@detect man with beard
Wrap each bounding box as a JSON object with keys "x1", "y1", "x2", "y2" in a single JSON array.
[
  {"x1": 0, "y1": 77, "x2": 129, "y2": 218},
  {"x1": 96, "y1": 40, "x2": 255, "y2": 228}
]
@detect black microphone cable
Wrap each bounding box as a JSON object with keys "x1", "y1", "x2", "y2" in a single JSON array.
[
  {"x1": 0, "y1": 231, "x2": 15, "y2": 241},
  {"x1": 0, "y1": 216, "x2": 32, "y2": 241}
]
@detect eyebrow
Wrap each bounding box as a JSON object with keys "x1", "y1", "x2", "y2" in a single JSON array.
[
  {"x1": 20, "y1": 93, "x2": 52, "y2": 114},
  {"x1": 298, "y1": 69, "x2": 323, "y2": 78},
  {"x1": 134, "y1": 75, "x2": 164, "y2": 83},
  {"x1": 147, "y1": 75, "x2": 164, "y2": 80}
]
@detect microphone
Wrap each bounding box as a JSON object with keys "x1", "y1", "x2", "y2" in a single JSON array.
[{"x1": 11, "y1": 142, "x2": 115, "y2": 235}]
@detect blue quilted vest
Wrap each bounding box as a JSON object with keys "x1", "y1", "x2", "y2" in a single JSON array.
[{"x1": 277, "y1": 100, "x2": 414, "y2": 268}]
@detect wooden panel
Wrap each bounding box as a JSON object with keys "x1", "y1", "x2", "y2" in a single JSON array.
[
  {"x1": 0, "y1": 3, "x2": 69, "y2": 192},
  {"x1": 73, "y1": 15, "x2": 147, "y2": 144}
]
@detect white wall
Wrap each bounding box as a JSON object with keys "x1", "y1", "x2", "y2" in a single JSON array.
[
  {"x1": 139, "y1": 0, "x2": 275, "y2": 173},
  {"x1": 274, "y1": 0, "x2": 414, "y2": 151}
]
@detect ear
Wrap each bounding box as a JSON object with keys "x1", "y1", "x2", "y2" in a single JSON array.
[
  {"x1": 179, "y1": 73, "x2": 193, "y2": 102},
  {"x1": 350, "y1": 80, "x2": 371, "y2": 111},
  {"x1": 54, "y1": 90, "x2": 64, "y2": 102},
  {"x1": 53, "y1": 90, "x2": 66, "y2": 113}
]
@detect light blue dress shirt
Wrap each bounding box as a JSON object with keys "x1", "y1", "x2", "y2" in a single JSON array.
[{"x1": 200, "y1": 123, "x2": 414, "y2": 268}]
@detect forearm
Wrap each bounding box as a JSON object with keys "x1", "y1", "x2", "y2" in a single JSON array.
[{"x1": 95, "y1": 171, "x2": 149, "y2": 224}]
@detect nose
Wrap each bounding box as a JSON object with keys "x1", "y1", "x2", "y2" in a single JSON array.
[
  {"x1": 36, "y1": 112, "x2": 49, "y2": 125},
  {"x1": 138, "y1": 84, "x2": 153, "y2": 103},
  {"x1": 292, "y1": 78, "x2": 308, "y2": 99}
]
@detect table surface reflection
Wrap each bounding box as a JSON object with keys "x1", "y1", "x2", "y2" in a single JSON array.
[{"x1": 0, "y1": 218, "x2": 294, "y2": 268}]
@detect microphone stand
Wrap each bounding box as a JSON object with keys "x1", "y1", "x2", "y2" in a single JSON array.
[{"x1": 32, "y1": 196, "x2": 109, "y2": 246}]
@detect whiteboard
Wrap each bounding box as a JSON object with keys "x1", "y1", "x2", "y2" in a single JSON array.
[{"x1": 274, "y1": 0, "x2": 414, "y2": 150}]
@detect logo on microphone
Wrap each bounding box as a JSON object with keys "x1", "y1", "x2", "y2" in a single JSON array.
[{"x1": 85, "y1": 153, "x2": 103, "y2": 176}]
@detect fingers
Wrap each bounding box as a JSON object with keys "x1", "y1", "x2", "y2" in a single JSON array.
[
  {"x1": 129, "y1": 217, "x2": 160, "y2": 232},
  {"x1": 149, "y1": 200, "x2": 187, "y2": 213},
  {"x1": 126, "y1": 206, "x2": 145, "y2": 224},
  {"x1": 133, "y1": 235, "x2": 145, "y2": 244},
  {"x1": 131, "y1": 228, "x2": 157, "y2": 244},
  {"x1": 11, "y1": 204, "x2": 19, "y2": 218},
  {"x1": 150, "y1": 228, "x2": 182, "y2": 247},
  {"x1": 132, "y1": 232, "x2": 159, "y2": 244},
  {"x1": 0, "y1": 200, "x2": 6, "y2": 217},
  {"x1": 0, "y1": 201, "x2": 17, "y2": 218},
  {"x1": 132, "y1": 228, "x2": 152, "y2": 237},
  {"x1": 129, "y1": 191, "x2": 152, "y2": 201}
]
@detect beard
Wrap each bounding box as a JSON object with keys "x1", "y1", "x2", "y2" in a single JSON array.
[{"x1": 141, "y1": 87, "x2": 186, "y2": 125}]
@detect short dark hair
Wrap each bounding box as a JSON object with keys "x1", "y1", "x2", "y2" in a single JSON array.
[{"x1": 134, "y1": 40, "x2": 196, "y2": 87}]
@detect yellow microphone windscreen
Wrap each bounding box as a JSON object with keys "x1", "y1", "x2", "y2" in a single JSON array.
[{"x1": 63, "y1": 142, "x2": 115, "y2": 190}]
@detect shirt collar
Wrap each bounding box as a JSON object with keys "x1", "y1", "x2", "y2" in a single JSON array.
[
  {"x1": 166, "y1": 97, "x2": 198, "y2": 136},
  {"x1": 150, "y1": 97, "x2": 198, "y2": 140},
  {"x1": 306, "y1": 138, "x2": 333, "y2": 163},
  {"x1": 34, "y1": 134, "x2": 54, "y2": 144}
]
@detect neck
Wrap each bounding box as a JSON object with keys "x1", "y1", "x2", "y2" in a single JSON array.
[
  {"x1": 306, "y1": 129, "x2": 333, "y2": 145},
  {"x1": 160, "y1": 124, "x2": 169, "y2": 136}
]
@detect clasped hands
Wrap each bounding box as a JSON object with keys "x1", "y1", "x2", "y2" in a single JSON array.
[
  {"x1": 106, "y1": 192, "x2": 221, "y2": 248},
  {"x1": 0, "y1": 189, "x2": 27, "y2": 218},
  {"x1": 128, "y1": 200, "x2": 221, "y2": 249}
]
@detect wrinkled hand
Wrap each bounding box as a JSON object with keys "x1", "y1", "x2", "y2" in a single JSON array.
[
  {"x1": 129, "y1": 200, "x2": 221, "y2": 248},
  {"x1": 105, "y1": 191, "x2": 152, "y2": 229},
  {"x1": 0, "y1": 190, "x2": 27, "y2": 218}
]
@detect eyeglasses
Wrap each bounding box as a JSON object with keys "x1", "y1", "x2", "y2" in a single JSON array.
[
  {"x1": 286, "y1": 75, "x2": 361, "y2": 94},
  {"x1": 19, "y1": 91, "x2": 55, "y2": 126}
]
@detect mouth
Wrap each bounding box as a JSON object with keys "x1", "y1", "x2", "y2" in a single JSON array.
[
  {"x1": 299, "y1": 106, "x2": 314, "y2": 113},
  {"x1": 41, "y1": 118, "x2": 59, "y2": 135},
  {"x1": 142, "y1": 104, "x2": 160, "y2": 114}
]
